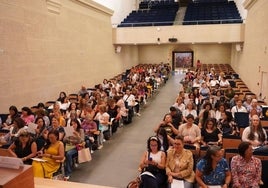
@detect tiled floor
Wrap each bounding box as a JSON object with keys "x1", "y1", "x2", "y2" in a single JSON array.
[{"x1": 69, "y1": 72, "x2": 184, "y2": 188}]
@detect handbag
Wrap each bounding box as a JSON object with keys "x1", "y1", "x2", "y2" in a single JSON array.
[
  {"x1": 78, "y1": 147, "x2": 92, "y2": 163},
  {"x1": 126, "y1": 176, "x2": 141, "y2": 188}
]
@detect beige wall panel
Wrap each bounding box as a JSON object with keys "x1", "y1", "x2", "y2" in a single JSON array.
[
  {"x1": 113, "y1": 24, "x2": 244, "y2": 45},
  {"x1": 230, "y1": 0, "x2": 268, "y2": 101},
  {"x1": 138, "y1": 44, "x2": 231, "y2": 66},
  {"x1": 0, "y1": 1, "x2": 136, "y2": 113}
]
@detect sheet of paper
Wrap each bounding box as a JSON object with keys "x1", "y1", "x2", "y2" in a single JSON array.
[
  {"x1": 0, "y1": 156, "x2": 23, "y2": 169},
  {"x1": 171, "y1": 179, "x2": 184, "y2": 188},
  {"x1": 31, "y1": 158, "x2": 47, "y2": 162},
  {"x1": 64, "y1": 126, "x2": 74, "y2": 137},
  {"x1": 27, "y1": 123, "x2": 38, "y2": 134}
]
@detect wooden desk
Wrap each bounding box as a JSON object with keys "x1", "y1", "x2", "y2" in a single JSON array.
[
  {"x1": 0, "y1": 165, "x2": 34, "y2": 188},
  {"x1": 34, "y1": 178, "x2": 115, "y2": 188},
  {"x1": 0, "y1": 149, "x2": 12, "y2": 157}
]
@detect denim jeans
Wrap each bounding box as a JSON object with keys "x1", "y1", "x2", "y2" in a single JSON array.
[{"x1": 65, "y1": 147, "x2": 78, "y2": 176}]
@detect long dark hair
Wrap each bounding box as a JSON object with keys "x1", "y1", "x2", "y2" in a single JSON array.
[
  {"x1": 147, "y1": 136, "x2": 161, "y2": 152},
  {"x1": 70, "y1": 119, "x2": 81, "y2": 132},
  {"x1": 203, "y1": 145, "x2": 222, "y2": 175},
  {"x1": 248, "y1": 120, "x2": 266, "y2": 143},
  {"x1": 13, "y1": 117, "x2": 26, "y2": 129},
  {"x1": 157, "y1": 127, "x2": 169, "y2": 152},
  {"x1": 204, "y1": 118, "x2": 217, "y2": 131}
]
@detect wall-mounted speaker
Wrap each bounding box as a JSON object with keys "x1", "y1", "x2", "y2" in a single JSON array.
[
  {"x1": 168, "y1": 38, "x2": 177, "y2": 43},
  {"x1": 115, "y1": 46, "x2": 122, "y2": 53},
  {"x1": 236, "y1": 44, "x2": 241, "y2": 52}
]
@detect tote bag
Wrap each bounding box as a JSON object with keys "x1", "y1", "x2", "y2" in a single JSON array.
[{"x1": 78, "y1": 147, "x2": 92, "y2": 163}]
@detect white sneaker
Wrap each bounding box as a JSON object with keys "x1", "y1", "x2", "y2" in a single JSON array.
[
  {"x1": 91, "y1": 150, "x2": 94, "y2": 154},
  {"x1": 103, "y1": 139, "x2": 106, "y2": 143},
  {"x1": 97, "y1": 145, "x2": 103, "y2": 150},
  {"x1": 64, "y1": 176, "x2": 70, "y2": 181},
  {"x1": 136, "y1": 113, "x2": 141, "y2": 116}
]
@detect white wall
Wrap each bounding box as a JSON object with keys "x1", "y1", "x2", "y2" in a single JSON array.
[
  {"x1": 93, "y1": 0, "x2": 137, "y2": 26},
  {"x1": 234, "y1": 0, "x2": 248, "y2": 20}
]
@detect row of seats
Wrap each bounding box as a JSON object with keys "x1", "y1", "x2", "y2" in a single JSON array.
[
  {"x1": 183, "y1": 0, "x2": 242, "y2": 25},
  {"x1": 118, "y1": 1, "x2": 179, "y2": 27},
  {"x1": 181, "y1": 64, "x2": 268, "y2": 187},
  {"x1": 200, "y1": 63, "x2": 265, "y2": 106}
]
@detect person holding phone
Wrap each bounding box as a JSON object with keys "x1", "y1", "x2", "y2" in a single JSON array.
[{"x1": 139, "y1": 136, "x2": 167, "y2": 188}]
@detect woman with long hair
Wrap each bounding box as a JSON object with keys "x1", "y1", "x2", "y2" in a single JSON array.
[
  {"x1": 200, "y1": 118, "x2": 222, "y2": 146},
  {"x1": 1, "y1": 105, "x2": 19, "y2": 130},
  {"x1": 63, "y1": 119, "x2": 84, "y2": 179},
  {"x1": 196, "y1": 145, "x2": 231, "y2": 188},
  {"x1": 156, "y1": 127, "x2": 169, "y2": 153},
  {"x1": 154, "y1": 113, "x2": 179, "y2": 141},
  {"x1": 139, "y1": 136, "x2": 167, "y2": 188},
  {"x1": 242, "y1": 114, "x2": 267, "y2": 152}
]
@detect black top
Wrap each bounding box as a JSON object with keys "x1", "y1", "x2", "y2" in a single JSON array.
[
  {"x1": 14, "y1": 139, "x2": 34, "y2": 165},
  {"x1": 201, "y1": 128, "x2": 220, "y2": 143}
]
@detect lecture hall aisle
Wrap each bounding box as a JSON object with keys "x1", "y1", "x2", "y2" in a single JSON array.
[{"x1": 70, "y1": 71, "x2": 184, "y2": 188}]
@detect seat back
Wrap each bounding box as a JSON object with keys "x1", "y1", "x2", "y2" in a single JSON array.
[
  {"x1": 261, "y1": 160, "x2": 268, "y2": 187},
  {"x1": 234, "y1": 112, "x2": 249, "y2": 128},
  {"x1": 222, "y1": 135, "x2": 241, "y2": 149}
]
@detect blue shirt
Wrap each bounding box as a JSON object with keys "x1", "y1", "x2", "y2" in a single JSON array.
[{"x1": 196, "y1": 158, "x2": 229, "y2": 185}]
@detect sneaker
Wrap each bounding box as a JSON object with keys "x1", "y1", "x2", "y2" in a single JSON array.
[
  {"x1": 103, "y1": 139, "x2": 106, "y2": 143},
  {"x1": 97, "y1": 145, "x2": 103, "y2": 150},
  {"x1": 74, "y1": 163, "x2": 79, "y2": 168},
  {"x1": 136, "y1": 113, "x2": 141, "y2": 116},
  {"x1": 64, "y1": 176, "x2": 70, "y2": 181},
  {"x1": 91, "y1": 150, "x2": 94, "y2": 154}
]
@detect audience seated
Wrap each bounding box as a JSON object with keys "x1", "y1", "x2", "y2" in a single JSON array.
[
  {"x1": 178, "y1": 114, "x2": 201, "y2": 155},
  {"x1": 218, "y1": 111, "x2": 239, "y2": 136},
  {"x1": 231, "y1": 141, "x2": 262, "y2": 188},
  {"x1": 1, "y1": 105, "x2": 19, "y2": 130},
  {"x1": 196, "y1": 145, "x2": 231, "y2": 188},
  {"x1": 34, "y1": 117, "x2": 48, "y2": 151},
  {"x1": 139, "y1": 136, "x2": 167, "y2": 188},
  {"x1": 169, "y1": 106, "x2": 182, "y2": 129},
  {"x1": 47, "y1": 116, "x2": 65, "y2": 141},
  {"x1": 8, "y1": 129, "x2": 37, "y2": 165},
  {"x1": 20, "y1": 107, "x2": 35, "y2": 125},
  {"x1": 63, "y1": 119, "x2": 84, "y2": 179},
  {"x1": 32, "y1": 130, "x2": 65, "y2": 178},
  {"x1": 200, "y1": 118, "x2": 222, "y2": 146},
  {"x1": 4, "y1": 62, "x2": 267, "y2": 186},
  {"x1": 166, "y1": 135, "x2": 195, "y2": 188},
  {"x1": 154, "y1": 113, "x2": 179, "y2": 143},
  {"x1": 198, "y1": 102, "x2": 216, "y2": 128},
  {"x1": 182, "y1": 101, "x2": 198, "y2": 123},
  {"x1": 242, "y1": 115, "x2": 268, "y2": 153}
]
